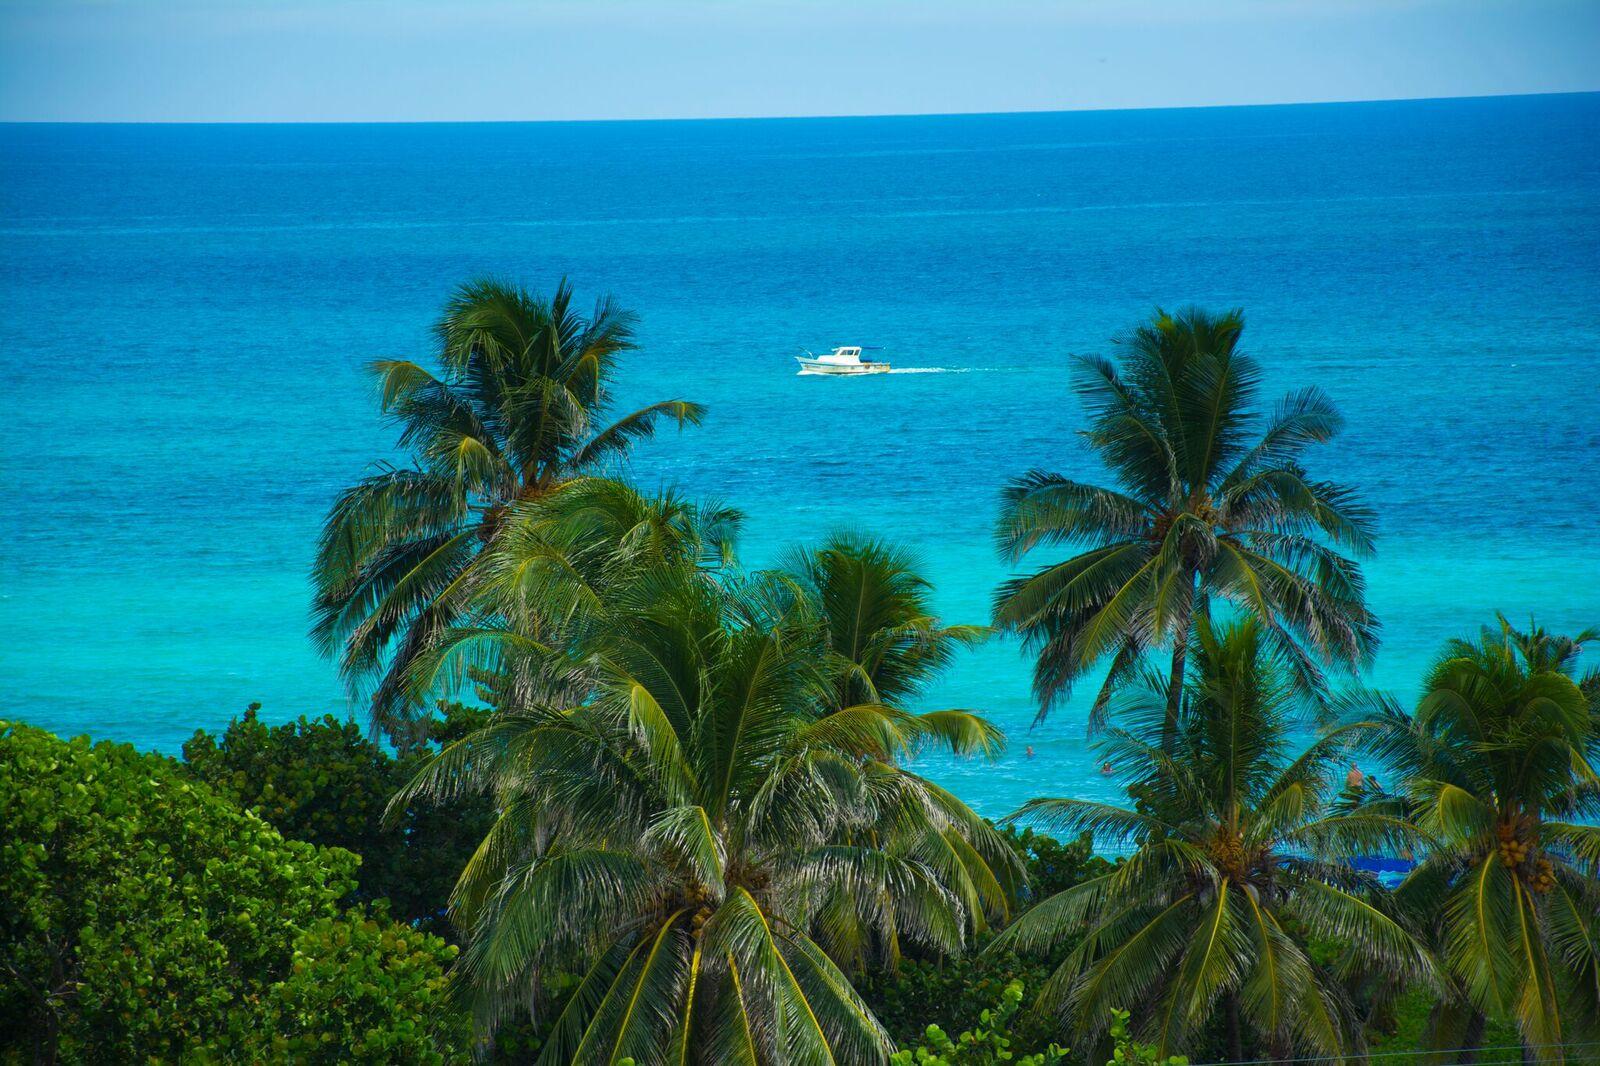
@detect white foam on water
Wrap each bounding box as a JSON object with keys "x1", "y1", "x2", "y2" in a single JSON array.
[{"x1": 796, "y1": 366, "x2": 970, "y2": 377}]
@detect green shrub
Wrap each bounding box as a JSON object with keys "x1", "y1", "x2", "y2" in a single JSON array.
[
  {"x1": 182, "y1": 701, "x2": 492, "y2": 935},
  {"x1": 1105, "y1": 1008, "x2": 1187, "y2": 1065},
  {"x1": 259, "y1": 904, "x2": 468, "y2": 1063},
  {"x1": 1363, "y1": 985, "x2": 1521, "y2": 1062},
  {"x1": 0, "y1": 719, "x2": 465, "y2": 1063},
  {"x1": 891, "y1": 980, "x2": 1069, "y2": 1065},
  {"x1": 1001, "y1": 827, "x2": 1115, "y2": 901},
  {"x1": 181, "y1": 704, "x2": 394, "y2": 854},
  {"x1": 862, "y1": 945, "x2": 1057, "y2": 1050}
]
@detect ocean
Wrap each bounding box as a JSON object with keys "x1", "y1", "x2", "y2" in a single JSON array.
[{"x1": 2, "y1": 94, "x2": 1597, "y2": 817}]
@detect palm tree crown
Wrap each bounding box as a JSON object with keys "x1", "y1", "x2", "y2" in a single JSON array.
[
  {"x1": 312, "y1": 278, "x2": 703, "y2": 739},
  {"x1": 395, "y1": 498, "x2": 1017, "y2": 1063},
  {"x1": 994, "y1": 308, "x2": 1378, "y2": 739},
  {"x1": 1367, "y1": 616, "x2": 1600, "y2": 1060},
  {"x1": 990, "y1": 617, "x2": 1429, "y2": 1060},
  {"x1": 782, "y1": 534, "x2": 990, "y2": 713}
]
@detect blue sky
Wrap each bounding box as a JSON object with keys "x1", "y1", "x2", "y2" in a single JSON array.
[{"x1": 1, "y1": 1, "x2": 1597, "y2": 122}]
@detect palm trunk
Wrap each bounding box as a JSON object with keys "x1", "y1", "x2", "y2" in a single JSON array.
[
  {"x1": 1163, "y1": 627, "x2": 1189, "y2": 753},
  {"x1": 1225, "y1": 992, "x2": 1243, "y2": 1062}
]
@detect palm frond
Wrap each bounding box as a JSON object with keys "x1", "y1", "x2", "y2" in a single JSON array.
[{"x1": 570, "y1": 399, "x2": 708, "y2": 472}]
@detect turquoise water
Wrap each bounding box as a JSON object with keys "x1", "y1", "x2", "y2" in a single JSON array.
[{"x1": 3, "y1": 95, "x2": 1598, "y2": 817}]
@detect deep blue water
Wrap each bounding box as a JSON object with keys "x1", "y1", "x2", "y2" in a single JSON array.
[{"x1": 3, "y1": 94, "x2": 1598, "y2": 816}]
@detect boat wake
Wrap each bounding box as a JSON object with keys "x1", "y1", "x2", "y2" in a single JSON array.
[{"x1": 888, "y1": 366, "x2": 969, "y2": 374}]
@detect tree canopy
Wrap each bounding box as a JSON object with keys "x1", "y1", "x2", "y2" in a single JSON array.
[
  {"x1": 0, "y1": 720, "x2": 467, "y2": 1064},
  {"x1": 393, "y1": 485, "x2": 1016, "y2": 1063},
  {"x1": 312, "y1": 278, "x2": 704, "y2": 740},
  {"x1": 990, "y1": 617, "x2": 1430, "y2": 1060},
  {"x1": 181, "y1": 701, "x2": 493, "y2": 934},
  {"x1": 1363, "y1": 616, "x2": 1600, "y2": 1059},
  {"x1": 994, "y1": 308, "x2": 1377, "y2": 739}
]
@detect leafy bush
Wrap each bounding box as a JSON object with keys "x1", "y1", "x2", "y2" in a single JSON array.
[
  {"x1": 0, "y1": 719, "x2": 465, "y2": 1063},
  {"x1": 862, "y1": 945, "x2": 1057, "y2": 1050},
  {"x1": 182, "y1": 701, "x2": 492, "y2": 934},
  {"x1": 883, "y1": 981, "x2": 1187, "y2": 1066},
  {"x1": 891, "y1": 980, "x2": 1069, "y2": 1065},
  {"x1": 1000, "y1": 826, "x2": 1116, "y2": 901},
  {"x1": 1363, "y1": 985, "x2": 1520, "y2": 1063},
  {"x1": 259, "y1": 904, "x2": 468, "y2": 1063},
  {"x1": 1105, "y1": 1008, "x2": 1188, "y2": 1065},
  {"x1": 181, "y1": 703, "x2": 394, "y2": 851}
]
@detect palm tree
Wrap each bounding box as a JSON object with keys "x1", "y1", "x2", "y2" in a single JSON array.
[
  {"x1": 988, "y1": 616, "x2": 1431, "y2": 1061},
  {"x1": 782, "y1": 534, "x2": 990, "y2": 714},
  {"x1": 1364, "y1": 616, "x2": 1600, "y2": 1061},
  {"x1": 397, "y1": 475, "x2": 743, "y2": 717},
  {"x1": 394, "y1": 513, "x2": 1017, "y2": 1062},
  {"x1": 781, "y1": 535, "x2": 1020, "y2": 967},
  {"x1": 312, "y1": 278, "x2": 703, "y2": 739},
  {"x1": 1498, "y1": 614, "x2": 1600, "y2": 700},
  {"x1": 993, "y1": 308, "x2": 1378, "y2": 742}
]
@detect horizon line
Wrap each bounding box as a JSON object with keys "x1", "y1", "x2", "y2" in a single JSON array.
[{"x1": 3, "y1": 88, "x2": 1594, "y2": 127}]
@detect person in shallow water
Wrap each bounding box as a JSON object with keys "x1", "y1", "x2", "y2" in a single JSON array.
[
  {"x1": 1025, "y1": 745, "x2": 1035, "y2": 758},
  {"x1": 1100, "y1": 760, "x2": 1113, "y2": 775},
  {"x1": 1346, "y1": 762, "x2": 1365, "y2": 790}
]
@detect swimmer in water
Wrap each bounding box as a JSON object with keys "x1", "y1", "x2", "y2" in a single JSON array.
[
  {"x1": 1100, "y1": 760, "x2": 1113, "y2": 775},
  {"x1": 1025, "y1": 745, "x2": 1035, "y2": 759}
]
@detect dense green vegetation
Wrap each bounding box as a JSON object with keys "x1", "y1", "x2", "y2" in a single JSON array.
[
  {"x1": 0, "y1": 721, "x2": 467, "y2": 1064},
  {"x1": 889, "y1": 980, "x2": 1072, "y2": 1065},
  {"x1": 181, "y1": 700, "x2": 493, "y2": 935},
  {"x1": 4, "y1": 288, "x2": 1597, "y2": 1063}
]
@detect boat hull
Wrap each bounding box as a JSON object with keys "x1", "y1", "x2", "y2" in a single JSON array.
[{"x1": 795, "y1": 358, "x2": 891, "y2": 375}]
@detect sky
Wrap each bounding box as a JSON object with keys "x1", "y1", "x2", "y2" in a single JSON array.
[{"x1": 0, "y1": 1, "x2": 1597, "y2": 122}]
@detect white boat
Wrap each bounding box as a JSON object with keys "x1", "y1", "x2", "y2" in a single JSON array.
[{"x1": 795, "y1": 345, "x2": 891, "y2": 375}]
